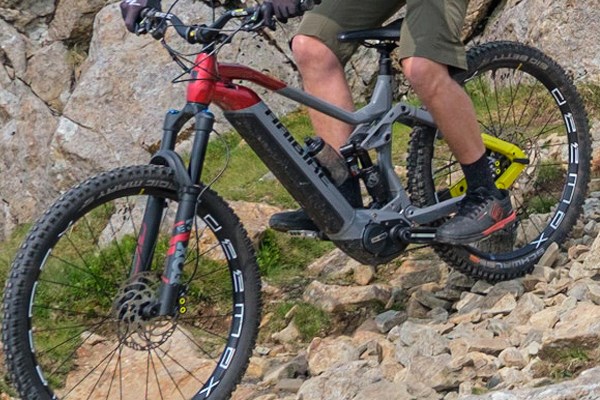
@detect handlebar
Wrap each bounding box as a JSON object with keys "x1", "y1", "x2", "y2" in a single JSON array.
[{"x1": 141, "y1": 0, "x2": 317, "y2": 45}]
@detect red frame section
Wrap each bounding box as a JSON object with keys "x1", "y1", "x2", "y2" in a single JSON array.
[{"x1": 186, "y1": 53, "x2": 287, "y2": 111}]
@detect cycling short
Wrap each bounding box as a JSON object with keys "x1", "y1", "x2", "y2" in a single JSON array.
[{"x1": 295, "y1": 0, "x2": 468, "y2": 70}]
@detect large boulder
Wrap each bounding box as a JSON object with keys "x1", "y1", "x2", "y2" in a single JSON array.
[{"x1": 482, "y1": 0, "x2": 600, "y2": 83}]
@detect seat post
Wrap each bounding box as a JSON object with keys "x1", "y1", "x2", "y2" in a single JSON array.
[{"x1": 378, "y1": 47, "x2": 394, "y2": 76}]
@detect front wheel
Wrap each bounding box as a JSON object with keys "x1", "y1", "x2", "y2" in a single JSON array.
[
  {"x1": 3, "y1": 165, "x2": 261, "y2": 399},
  {"x1": 407, "y1": 41, "x2": 590, "y2": 281}
]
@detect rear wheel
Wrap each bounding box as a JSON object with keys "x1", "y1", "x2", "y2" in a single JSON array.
[
  {"x1": 3, "y1": 165, "x2": 261, "y2": 399},
  {"x1": 407, "y1": 41, "x2": 590, "y2": 281}
]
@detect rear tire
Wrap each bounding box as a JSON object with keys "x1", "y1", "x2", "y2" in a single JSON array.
[
  {"x1": 407, "y1": 42, "x2": 590, "y2": 281},
  {"x1": 3, "y1": 165, "x2": 261, "y2": 399}
]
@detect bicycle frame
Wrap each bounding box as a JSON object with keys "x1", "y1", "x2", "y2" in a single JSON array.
[{"x1": 137, "y1": 48, "x2": 466, "y2": 315}]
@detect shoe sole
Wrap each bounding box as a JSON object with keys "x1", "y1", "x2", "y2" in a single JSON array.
[{"x1": 435, "y1": 211, "x2": 517, "y2": 245}]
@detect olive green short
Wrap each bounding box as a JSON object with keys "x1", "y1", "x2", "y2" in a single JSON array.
[{"x1": 295, "y1": 0, "x2": 468, "y2": 70}]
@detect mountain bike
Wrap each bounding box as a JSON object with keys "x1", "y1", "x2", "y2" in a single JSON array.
[{"x1": 3, "y1": 3, "x2": 590, "y2": 399}]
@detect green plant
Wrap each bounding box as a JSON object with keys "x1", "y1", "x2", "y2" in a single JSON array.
[
  {"x1": 534, "y1": 343, "x2": 597, "y2": 381},
  {"x1": 266, "y1": 301, "x2": 331, "y2": 342}
]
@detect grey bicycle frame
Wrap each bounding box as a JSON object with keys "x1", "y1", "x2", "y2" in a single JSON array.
[{"x1": 223, "y1": 71, "x2": 462, "y2": 263}]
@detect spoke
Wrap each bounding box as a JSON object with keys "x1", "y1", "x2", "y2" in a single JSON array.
[
  {"x1": 39, "y1": 318, "x2": 108, "y2": 360},
  {"x1": 150, "y1": 350, "x2": 165, "y2": 400},
  {"x1": 62, "y1": 344, "x2": 122, "y2": 399},
  {"x1": 38, "y1": 277, "x2": 103, "y2": 293},
  {"x1": 145, "y1": 351, "x2": 151, "y2": 400},
  {"x1": 33, "y1": 304, "x2": 111, "y2": 319},
  {"x1": 155, "y1": 347, "x2": 204, "y2": 384},
  {"x1": 153, "y1": 348, "x2": 188, "y2": 400},
  {"x1": 477, "y1": 75, "x2": 497, "y2": 134},
  {"x1": 105, "y1": 344, "x2": 123, "y2": 400},
  {"x1": 177, "y1": 312, "x2": 232, "y2": 321},
  {"x1": 49, "y1": 254, "x2": 119, "y2": 296},
  {"x1": 175, "y1": 325, "x2": 226, "y2": 358},
  {"x1": 85, "y1": 342, "x2": 119, "y2": 400}
]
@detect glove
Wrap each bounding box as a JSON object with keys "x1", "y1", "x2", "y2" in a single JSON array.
[
  {"x1": 120, "y1": 0, "x2": 162, "y2": 33},
  {"x1": 266, "y1": 0, "x2": 321, "y2": 23}
]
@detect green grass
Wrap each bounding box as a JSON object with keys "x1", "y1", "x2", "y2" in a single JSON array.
[
  {"x1": 534, "y1": 343, "x2": 597, "y2": 381},
  {"x1": 0, "y1": 223, "x2": 31, "y2": 297},
  {"x1": 257, "y1": 229, "x2": 334, "y2": 283},
  {"x1": 201, "y1": 109, "x2": 317, "y2": 209},
  {"x1": 578, "y1": 83, "x2": 600, "y2": 119},
  {"x1": 266, "y1": 301, "x2": 331, "y2": 342}
]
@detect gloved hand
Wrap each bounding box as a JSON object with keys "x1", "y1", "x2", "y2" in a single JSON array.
[
  {"x1": 120, "y1": 0, "x2": 162, "y2": 33},
  {"x1": 265, "y1": 0, "x2": 321, "y2": 24}
]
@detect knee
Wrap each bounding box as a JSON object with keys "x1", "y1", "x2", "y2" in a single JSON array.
[
  {"x1": 292, "y1": 35, "x2": 340, "y2": 72},
  {"x1": 402, "y1": 57, "x2": 450, "y2": 99}
]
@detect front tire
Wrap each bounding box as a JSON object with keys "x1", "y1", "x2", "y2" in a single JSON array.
[{"x1": 3, "y1": 165, "x2": 261, "y2": 399}]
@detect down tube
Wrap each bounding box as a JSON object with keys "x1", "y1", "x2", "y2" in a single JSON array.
[{"x1": 223, "y1": 102, "x2": 354, "y2": 235}]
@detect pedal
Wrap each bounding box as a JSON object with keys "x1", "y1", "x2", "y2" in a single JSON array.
[{"x1": 394, "y1": 226, "x2": 437, "y2": 244}]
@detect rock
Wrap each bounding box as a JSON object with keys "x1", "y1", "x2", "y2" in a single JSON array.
[
  {"x1": 230, "y1": 201, "x2": 284, "y2": 246},
  {"x1": 541, "y1": 302, "x2": 600, "y2": 352},
  {"x1": 537, "y1": 241, "x2": 560, "y2": 267},
  {"x1": 306, "y1": 248, "x2": 354, "y2": 278},
  {"x1": 468, "y1": 337, "x2": 511, "y2": 356},
  {"x1": 483, "y1": 293, "x2": 517, "y2": 317},
  {"x1": 498, "y1": 347, "x2": 528, "y2": 369},
  {"x1": 24, "y1": 41, "x2": 72, "y2": 111},
  {"x1": 456, "y1": 293, "x2": 485, "y2": 314},
  {"x1": 462, "y1": 367, "x2": 600, "y2": 399},
  {"x1": 414, "y1": 289, "x2": 452, "y2": 310},
  {"x1": 296, "y1": 361, "x2": 384, "y2": 400},
  {"x1": 530, "y1": 265, "x2": 558, "y2": 283},
  {"x1": 272, "y1": 321, "x2": 300, "y2": 344},
  {"x1": 395, "y1": 322, "x2": 449, "y2": 367},
  {"x1": 528, "y1": 307, "x2": 560, "y2": 331},
  {"x1": 307, "y1": 337, "x2": 359, "y2": 376},
  {"x1": 568, "y1": 261, "x2": 596, "y2": 281},
  {"x1": 471, "y1": 280, "x2": 493, "y2": 295},
  {"x1": 302, "y1": 280, "x2": 392, "y2": 313},
  {"x1": 400, "y1": 354, "x2": 461, "y2": 391},
  {"x1": 374, "y1": 310, "x2": 408, "y2": 334},
  {"x1": 262, "y1": 353, "x2": 308, "y2": 385},
  {"x1": 275, "y1": 378, "x2": 304, "y2": 393},
  {"x1": 354, "y1": 264, "x2": 375, "y2": 285},
  {"x1": 447, "y1": 270, "x2": 476, "y2": 290},
  {"x1": 487, "y1": 367, "x2": 532, "y2": 391},
  {"x1": 390, "y1": 259, "x2": 444, "y2": 290},
  {"x1": 506, "y1": 293, "x2": 545, "y2": 325},
  {"x1": 568, "y1": 244, "x2": 591, "y2": 260}
]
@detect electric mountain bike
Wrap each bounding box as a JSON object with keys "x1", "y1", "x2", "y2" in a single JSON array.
[{"x1": 3, "y1": 4, "x2": 590, "y2": 399}]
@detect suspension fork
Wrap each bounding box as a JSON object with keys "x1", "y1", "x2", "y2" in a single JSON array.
[{"x1": 131, "y1": 103, "x2": 214, "y2": 317}]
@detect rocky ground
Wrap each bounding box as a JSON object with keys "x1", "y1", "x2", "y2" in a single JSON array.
[{"x1": 223, "y1": 188, "x2": 600, "y2": 400}]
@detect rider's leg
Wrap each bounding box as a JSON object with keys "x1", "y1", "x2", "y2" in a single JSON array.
[
  {"x1": 396, "y1": 0, "x2": 514, "y2": 244},
  {"x1": 401, "y1": 56, "x2": 515, "y2": 244},
  {"x1": 270, "y1": 0, "x2": 403, "y2": 233},
  {"x1": 268, "y1": 35, "x2": 361, "y2": 233},
  {"x1": 401, "y1": 56, "x2": 499, "y2": 195},
  {"x1": 291, "y1": 35, "x2": 354, "y2": 151}
]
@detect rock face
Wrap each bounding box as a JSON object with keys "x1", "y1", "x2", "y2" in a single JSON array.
[{"x1": 2, "y1": 0, "x2": 600, "y2": 240}]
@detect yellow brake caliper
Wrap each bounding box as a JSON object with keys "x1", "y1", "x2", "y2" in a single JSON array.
[{"x1": 448, "y1": 133, "x2": 529, "y2": 197}]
